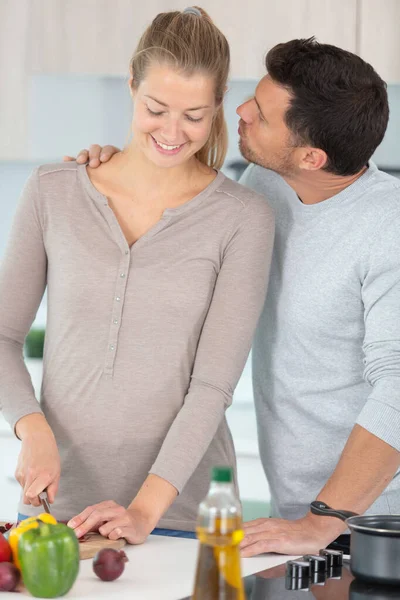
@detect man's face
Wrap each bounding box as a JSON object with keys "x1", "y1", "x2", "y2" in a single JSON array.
[{"x1": 237, "y1": 75, "x2": 300, "y2": 177}]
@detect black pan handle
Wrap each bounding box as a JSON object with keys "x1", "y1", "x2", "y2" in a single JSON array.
[{"x1": 310, "y1": 501, "x2": 358, "y2": 521}]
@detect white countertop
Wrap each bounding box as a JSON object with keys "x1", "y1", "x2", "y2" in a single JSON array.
[{"x1": 3, "y1": 535, "x2": 299, "y2": 599}]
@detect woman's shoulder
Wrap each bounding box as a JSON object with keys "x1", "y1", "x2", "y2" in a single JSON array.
[
  {"x1": 36, "y1": 160, "x2": 81, "y2": 183},
  {"x1": 215, "y1": 172, "x2": 274, "y2": 220},
  {"x1": 29, "y1": 162, "x2": 88, "y2": 215},
  {"x1": 35, "y1": 161, "x2": 89, "y2": 203}
]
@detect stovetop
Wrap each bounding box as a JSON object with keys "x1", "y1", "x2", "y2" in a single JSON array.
[{"x1": 181, "y1": 556, "x2": 400, "y2": 599}]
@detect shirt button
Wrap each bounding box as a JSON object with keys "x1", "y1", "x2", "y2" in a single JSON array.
[
  {"x1": 116, "y1": 297, "x2": 121, "y2": 302},
  {"x1": 113, "y1": 319, "x2": 118, "y2": 324},
  {"x1": 110, "y1": 345, "x2": 115, "y2": 351},
  {"x1": 125, "y1": 250, "x2": 129, "y2": 255},
  {"x1": 120, "y1": 273, "x2": 125, "y2": 278}
]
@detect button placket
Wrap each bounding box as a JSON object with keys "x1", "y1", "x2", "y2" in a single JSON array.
[{"x1": 104, "y1": 251, "x2": 131, "y2": 374}]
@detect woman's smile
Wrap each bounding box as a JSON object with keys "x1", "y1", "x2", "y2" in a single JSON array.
[{"x1": 150, "y1": 134, "x2": 187, "y2": 156}]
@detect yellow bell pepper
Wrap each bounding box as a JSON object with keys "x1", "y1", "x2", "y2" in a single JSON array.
[{"x1": 9, "y1": 513, "x2": 57, "y2": 569}]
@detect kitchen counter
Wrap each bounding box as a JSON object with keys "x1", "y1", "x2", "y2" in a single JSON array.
[{"x1": 1, "y1": 535, "x2": 299, "y2": 599}]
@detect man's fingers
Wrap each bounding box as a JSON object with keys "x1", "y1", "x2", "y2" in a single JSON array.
[
  {"x1": 240, "y1": 531, "x2": 264, "y2": 550},
  {"x1": 65, "y1": 144, "x2": 121, "y2": 167},
  {"x1": 76, "y1": 150, "x2": 89, "y2": 164},
  {"x1": 241, "y1": 537, "x2": 280, "y2": 558},
  {"x1": 240, "y1": 525, "x2": 283, "y2": 551},
  {"x1": 243, "y1": 519, "x2": 272, "y2": 535},
  {"x1": 87, "y1": 144, "x2": 102, "y2": 167},
  {"x1": 99, "y1": 145, "x2": 119, "y2": 161},
  {"x1": 243, "y1": 518, "x2": 268, "y2": 530}
]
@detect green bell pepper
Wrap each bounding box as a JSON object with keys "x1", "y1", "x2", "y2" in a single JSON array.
[{"x1": 18, "y1": 522, "x2": 80, "y2": 598}]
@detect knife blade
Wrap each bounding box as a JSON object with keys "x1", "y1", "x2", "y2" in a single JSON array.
[{"x1": 38, "y1": 491, "x2": 51, "y2": 514}]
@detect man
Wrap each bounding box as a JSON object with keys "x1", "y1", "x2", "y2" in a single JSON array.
[{"x1": 66, "y1": 38, "x2": 400, "y2": 556}]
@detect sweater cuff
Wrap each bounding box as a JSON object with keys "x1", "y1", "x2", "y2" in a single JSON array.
[{"x1": 356, "y1": 399, "x2": 400, "y2": 451}]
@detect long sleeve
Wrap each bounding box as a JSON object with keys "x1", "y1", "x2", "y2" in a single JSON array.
[
  {"x1": 0, "y1": 169, "x2": 47, "y2": 431},
  {"x1": 150, "y1": 197, "x2": 275, "y2": 492},
  {"x1": 357, "y1": 210, "x2": 400, "y2": 451}
]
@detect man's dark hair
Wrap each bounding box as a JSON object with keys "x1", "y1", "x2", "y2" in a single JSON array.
[{"x1": 266, "y1": 38, "x2": 389, "y2": 176}]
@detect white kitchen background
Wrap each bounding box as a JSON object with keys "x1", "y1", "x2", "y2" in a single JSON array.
[{"x1": 1, "y1": 0, "x2": 400, "y2": 523}]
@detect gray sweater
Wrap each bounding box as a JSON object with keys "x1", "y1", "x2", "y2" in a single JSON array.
[
  {"x1": 0, "y1": 162, "x2": 274, "y2": 528},
  {"x1": 241, "y1": 161, "x2": 400, "y2": 520}
]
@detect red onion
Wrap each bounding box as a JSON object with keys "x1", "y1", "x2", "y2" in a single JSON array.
[
  {"x1": 0, "y1": 534, "x2": 11, "y2": 564},
  {"x1": 0, "y1": 562, "x2": 21, "y2": 592},
  {"x1": 93, "y1": 548, "x2": 129, "y2": 581}
]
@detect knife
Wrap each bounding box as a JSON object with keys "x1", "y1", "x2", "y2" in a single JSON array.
[{"x1": 38, "y1": 490, "x2": 51, "y2": 515}]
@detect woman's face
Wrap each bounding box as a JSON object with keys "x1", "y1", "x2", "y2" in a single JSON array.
[{"x1": 131, "y1": 63, "x2": 218, "y2": 168}]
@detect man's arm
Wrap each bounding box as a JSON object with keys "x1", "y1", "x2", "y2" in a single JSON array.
[
  {"x1": 317, "y1": 425, "x2": 399, "y2": 515},
  {"x1": 242, "y1": 209, "x2": 400, "y2": 557},
  {"x1": 241, "y1": 425, "x2": 399, "y2": 557}
]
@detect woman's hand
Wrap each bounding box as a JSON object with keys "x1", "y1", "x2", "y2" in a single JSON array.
[
  {"x1": 67, "y1": 501, "x2": 153, "y2": 544},
  {"x1": 63, "y1": 145, "x2": 120, "y2": 168},
  {"x1": 15, "y1": 414, "x2": 61, "y2": 506}
]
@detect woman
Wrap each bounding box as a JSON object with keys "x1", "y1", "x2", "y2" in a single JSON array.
[{"x1": 0, "y1": 7, "x2": 274, "y2": 542}]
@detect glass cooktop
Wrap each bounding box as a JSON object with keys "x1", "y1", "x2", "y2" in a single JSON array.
[{"x1": 181, "y1": 560, "x2": 400, "y2": 599}]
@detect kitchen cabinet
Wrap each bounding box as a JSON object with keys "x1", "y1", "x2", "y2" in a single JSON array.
[
  {"x1": 211, "y1": 0, "x2": 358, "y2": 79},
  {"x1": 358, "y1": 0, "x2": 400, "y2": 83},
  {"x1": 0, "y1": 0, "x2": 361, "y2": 159},
  {"x1": 28, "y1": 0, "x2": 358, "y2": 79},
  {"x1": 0, "y1": 1, "x2": 30, "y2": 159}
]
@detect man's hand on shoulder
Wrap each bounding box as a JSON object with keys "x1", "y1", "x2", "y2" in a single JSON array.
[
  {"x1": 240, "y1": 513, "x2": 345, "y2": 557},
  {"x1": 63, "y1": 144, "x2": 120, "y2": 167}
]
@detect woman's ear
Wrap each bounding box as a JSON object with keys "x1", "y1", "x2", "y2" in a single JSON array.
[
  {"x1": 128, "y1": 77, "x2": 134, "y2": 98},
  {"x1": 128, "y1": 68, "x2": 136, "y2": 98}
]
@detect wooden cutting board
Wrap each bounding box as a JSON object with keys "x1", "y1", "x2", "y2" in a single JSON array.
[
  {"x1": 78, "y1": 532, "x2": 126, "y2": 560},
  {"x1": 1, "y1": 521, "x2": 126, "y2": 561}
]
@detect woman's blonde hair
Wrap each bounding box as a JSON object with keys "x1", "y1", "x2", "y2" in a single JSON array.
[{"x1": 130, "y1": 7, "x2": 230, "y2": 170}]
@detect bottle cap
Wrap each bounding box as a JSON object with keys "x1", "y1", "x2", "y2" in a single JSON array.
[{"x1": 211, "y1": 466, "x2": 233, "y2": 483}]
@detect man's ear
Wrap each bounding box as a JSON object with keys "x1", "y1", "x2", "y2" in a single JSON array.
[{"x1": 298, "y1": 147, "x2": 328, "y2": 172}]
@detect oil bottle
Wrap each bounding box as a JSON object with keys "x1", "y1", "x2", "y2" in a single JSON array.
[{"x1": 192, "y1": 466, "x2": 245, "y2": 599}]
